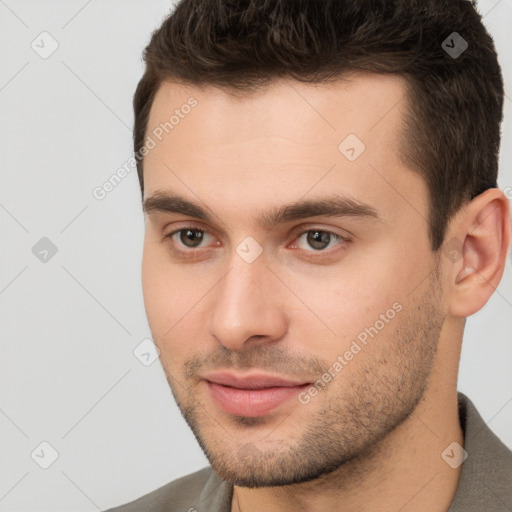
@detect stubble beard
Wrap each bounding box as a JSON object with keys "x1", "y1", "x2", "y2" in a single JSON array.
[{"x1": 164, "y1": 267, "x2": 444, "y2": 488}]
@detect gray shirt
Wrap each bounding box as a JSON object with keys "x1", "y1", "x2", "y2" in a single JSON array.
[{"x1": 104, "y1": 393, "x2": 512, "y2": 511}]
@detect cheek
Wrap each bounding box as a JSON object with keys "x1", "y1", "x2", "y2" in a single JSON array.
[
  {"x1": 283, "y1": 256, "x2": 409, "y2": 358},
  {"x1": 141, "y1": 244, "x2": 212, "y2": 362},
  {"x1": 292, "y1": 262, "x2": 398, "y2": 325},
  {"x1": 142, "y1": 260, "x2": 188, "y2": 372},
  {"x1": 141, "y1": 243, "x2": 182, "y2": 336}
]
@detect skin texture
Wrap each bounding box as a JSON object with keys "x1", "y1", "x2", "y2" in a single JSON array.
[{"x1": 141, "y1": 73, "x2": 510, "y2": 511}]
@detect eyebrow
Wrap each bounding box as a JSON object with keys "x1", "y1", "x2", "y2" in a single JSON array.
[{"x1": 143, "y1": 191, "x2": 381, "y2": 229}]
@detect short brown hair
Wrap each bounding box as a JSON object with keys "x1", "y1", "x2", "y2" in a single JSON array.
[{"x1": 133, "y1": 0, "x2": 503, "y2": 251}]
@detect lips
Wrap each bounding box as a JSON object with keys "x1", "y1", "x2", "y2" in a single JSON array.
[{"x1": 204, "y1": 372, "x2": 310, "y2": 417}]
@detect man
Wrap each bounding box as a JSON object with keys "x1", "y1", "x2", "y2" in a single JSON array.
[{"x1": 106, "y1": 0, "x2": 512, "y2": 510}]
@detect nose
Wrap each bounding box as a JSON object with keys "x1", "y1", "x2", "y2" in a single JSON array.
[{"x1": 207, "y1": 257, "x2": 289, "y2": 351}]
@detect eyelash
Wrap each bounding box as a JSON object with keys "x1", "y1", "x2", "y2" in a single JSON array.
[{"x1": 163, "y1": 226, "x2": 350, "y2": 258}]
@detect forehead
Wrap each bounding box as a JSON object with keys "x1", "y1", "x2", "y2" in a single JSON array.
[
  {"x1": 147, "y1": 72, "x2": 409, "y2": 145},
  {"x1": 143, "y1": 73, "x2": 428, "y2": 231}
]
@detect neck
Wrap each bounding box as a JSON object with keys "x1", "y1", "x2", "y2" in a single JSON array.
[{"x1": 232, "y1": 326, "x2": 464, "y2": 512}]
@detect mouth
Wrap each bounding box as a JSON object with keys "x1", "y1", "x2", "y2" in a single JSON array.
[{"x1": 204, "y1": 371, "x2": 311, "y2": 417}]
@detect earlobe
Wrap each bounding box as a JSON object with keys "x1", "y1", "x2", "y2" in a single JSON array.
[{"x1": 446, "y1": 189, "x2": 511, "y2": 317}]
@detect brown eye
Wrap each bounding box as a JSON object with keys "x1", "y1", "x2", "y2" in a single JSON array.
[
  {"x1": 178, "y1": 229, "x2": 205, "y2": 248},
  {"x1": 306, "y1": 230, "x2": 332, "y2": 250}
]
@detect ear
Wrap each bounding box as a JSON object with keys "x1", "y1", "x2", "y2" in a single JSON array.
[{"x1": 444, "y1": 188, "x2": 511, "y2": 318}]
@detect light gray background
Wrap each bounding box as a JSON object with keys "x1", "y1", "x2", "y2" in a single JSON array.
[{"x1": 1, "y1": 1, "x2": 511, "y2": 511}]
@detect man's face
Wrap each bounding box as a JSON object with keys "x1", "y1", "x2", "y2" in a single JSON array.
[{"x1": 141, "y1": 74, "x2": 446, "y2": 486}]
